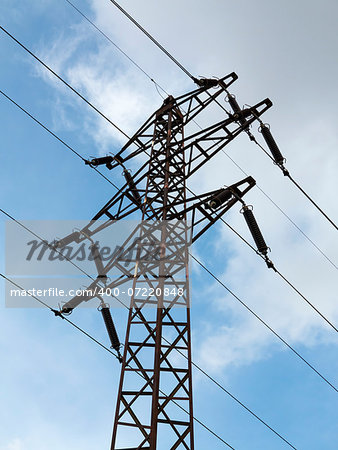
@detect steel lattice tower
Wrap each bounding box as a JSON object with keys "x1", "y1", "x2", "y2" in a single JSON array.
[
  {"x1": 56, "y1": 73, "x2": 272, "y2": 449},
  {"x1": 111, "y1": 97, "x2": 194, "y2": 449}
]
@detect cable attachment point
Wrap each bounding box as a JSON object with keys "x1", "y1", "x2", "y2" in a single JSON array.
[
  {"x1": 85, "y1": 155, "x2": 114, "y2": 170},
  {"x1": 241, "y1": 204, "x2": 269, "y2": 256},
  {"x1": 208, "y1": 188, "x2": 233, "y2": 209},
  {"x1": 53, "y1": 231, "x2": 81, "y2": 249},
  {"x1": 113, "y1": 154, "x2": 124, "y2": 166},
  {"x1": 264, "y1": 256, "x2": 277, "y2": 271},
  {"x1": 227, "y1": 94, "x2": 259, "y2": 143},
  {"x1": 192, "y1": 77, "x2": 219, "y2": 88},
  {"x1": 51, "y1": 308, "x2": 65, "y2": 319},
  {"x1": 206, "y1": 177, "x2": 255, "y2": 210},
  {"x1": 226, "y1": 93, "x2": 249, "y2": 127},
  {"x1": 280, "y1": 165, "x2": 290, "y2": 177}
]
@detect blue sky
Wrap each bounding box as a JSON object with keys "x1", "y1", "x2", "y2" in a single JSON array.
[{"x1": 1, "y1": 0, "x2": 338, "y2": 449}]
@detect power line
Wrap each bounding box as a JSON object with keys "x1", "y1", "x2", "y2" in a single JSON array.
[
  {"x1": 106, "y1": 0, "x2": 194, "y2": 80},
  {"x1": 0, "y1": 271, "x2": 235, "y2": 449},
  {"x1": 287, "y1": 172, "x2": 338, "y2": 232},
  {"x1": 3, "y1": 71, "x2": 337, "y2": 368},
  {"x1": 274, "y1": 268, "x2": 337, "y2": 333},
  {"x1": 0, "y1": 88, "x2": 308, "y2": 446},
  {"x1": 1, "y1": 89, "x2": 85, "y2": 162},
  {"x1": 256, "y1": 186, "x2": 338, "y2": 270},
  {"x1": 252, "y1": 132, "x2": 338, "y2": 232}
]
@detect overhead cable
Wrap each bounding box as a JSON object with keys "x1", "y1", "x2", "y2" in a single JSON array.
[
  {"x1": 106, "y1": 0, "x2": 194, "y2": 80},
  {"x1": 252, "y1": 124, "x2": 338, "y2": 232}
]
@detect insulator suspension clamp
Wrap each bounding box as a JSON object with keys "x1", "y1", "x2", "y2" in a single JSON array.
[
  {"x1": 99, "y1": 303, "x2": 122, "y2": 355},
  {"x1": 258, "y1": 123, "x2": 286, "y2": 166},
  {"x1": 241, "y1": 204, "x2": 269, "y2": 256},
  {"x1": 85, "y1": 155, "x2": 114, "y2": 169},
  {"x1": 192, "y1": 77, "x2": 219, "y2": 88},
  {"x1": 240, "y1": 204, "x2": 253, "y2": 214}
]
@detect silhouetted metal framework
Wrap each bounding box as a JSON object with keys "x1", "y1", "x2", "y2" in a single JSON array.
[
  {"x1": 57, "y1": 73, "x2": 271, "y2": 449},
  {"x1": 110, "y1": 98, "x2": 194, "y2": 449}
]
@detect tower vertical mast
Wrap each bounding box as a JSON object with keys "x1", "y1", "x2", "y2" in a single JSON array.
[{"x1": 111, "y1": 96, "x2": 194, "y2": 449}]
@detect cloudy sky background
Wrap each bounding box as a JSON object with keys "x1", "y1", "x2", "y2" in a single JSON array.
[{"x1": 1, "y1": 0, "x2": 338, "y2": 449}]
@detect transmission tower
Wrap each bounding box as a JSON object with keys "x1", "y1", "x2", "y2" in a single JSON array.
[{"x1": 55, "y1": 73, "x2": 271, "y2": 449}]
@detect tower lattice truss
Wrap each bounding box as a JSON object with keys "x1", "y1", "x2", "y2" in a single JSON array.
[{"x1": 54, "y1": 73, "x2": 272, "y2": 449}]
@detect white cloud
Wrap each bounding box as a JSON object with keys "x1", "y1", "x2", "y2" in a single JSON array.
[
  {"x1": 33, "y1": 11, "x2": 184, "y2": 153},
  {"x1": 66, "y1": 56, "x2": 158, "y2": 149}
]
